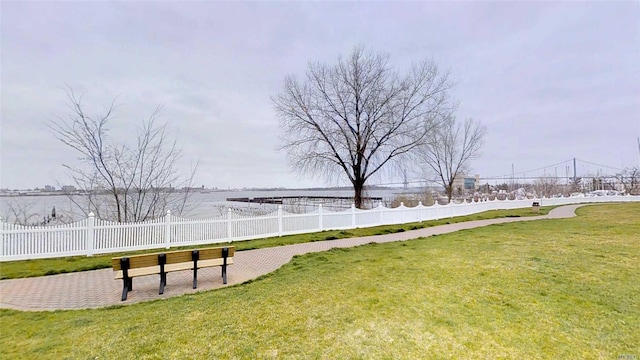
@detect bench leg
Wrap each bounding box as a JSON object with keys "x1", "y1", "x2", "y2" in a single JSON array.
[
  {"x1": 159, "y1": 272, "x2": 166, "y2": 295},
  {"x1": 221, "y1": 247, "x2": 229, "y2": 284},
  {"x1": 158, "y1": 254, "x2": 167, "y2": 295},
  {"x1": 193, "y1": 266, "x2": 198, "y2": 289},
  {"x1": 222, "y1": 265, "x2": 227, "y2": 284},
  {"x1": 121, "y1": 278, "x2": 130, "y2": 301},
  {"x1": 192, "y1": 252, "x2": 199, "y2": 289}
]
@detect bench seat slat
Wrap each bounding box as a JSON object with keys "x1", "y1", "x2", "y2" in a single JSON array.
[
  {"x1": 165, "y1": 262, "x2": 193, "y2": 273},
  {"x1": 114, "y1": 266, "x2": 160, "y2": 279},
  {"x1": 198, "y1": 258, "x2": 233, "y2": 268}
]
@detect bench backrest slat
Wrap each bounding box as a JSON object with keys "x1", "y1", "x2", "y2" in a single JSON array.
[
  {"x1": 111, "y1": 254, "x2": 160, "y2": 270},
  {"x1": 199, "y1": 247, "x2": 235, "y2": 260},
  {"x1": 164, "y1": 250, "x2": 193, "y2": 264}
]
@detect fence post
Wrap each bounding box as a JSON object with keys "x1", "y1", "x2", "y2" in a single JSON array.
[
  {"x1": 278, "y1": 205, "x2": 283, "y2": 237},
  {"x1": 418, "y1": 201, "x2": 423, "y2": 222},
  {"x1": 379, "y1": 204, "x2": 384, "y2": 225},
  {"x1": 401, "y1": 202, "x2": 405, "y2": 224},
  {"x1": 86, "y1": 213, "x2": 95, "y2": 257},
  {"x1": 351, "y1": 203, "x2": 356, "y2": 228},
  {"x1": 165, "y1": 210, "x2": 171, "y2": 249},
  {"x1": 227, "y1": 208, "x2": 233, "y2": 241},
  {"x1": 318, "y1": 204, "x2": 323, "y2": 231}
]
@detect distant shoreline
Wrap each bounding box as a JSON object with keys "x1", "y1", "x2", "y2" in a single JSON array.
[{"x1": 0, "y1": 185, "x2": 407, "y2": 197}]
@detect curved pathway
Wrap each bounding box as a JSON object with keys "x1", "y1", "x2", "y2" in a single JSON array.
[{"x1": 0, "y1": 205, "x2": 583, "y2": 311}]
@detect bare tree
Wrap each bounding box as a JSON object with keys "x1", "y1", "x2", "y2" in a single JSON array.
[
  {"x1": 616, "y1": 167, "x2": 640, "y2": 195},
  {"x1": 273, "y1": 47, "x2": 453, "y2": 208},
  {"x1": 533, "y1": 175, "x2": 560, "y2": 198},
  {"x1": 569, "y1": 176, "x2": 583, "y2": 194},
  {"x1": 417, "y1": 117, "x2": 486, "y2": 202},
  {"x1": 49, "y1": 87, "x2": 197, "y2": 222},
  {"x1": 2, "y1": 201, "x2": 40, "y2": 226}
]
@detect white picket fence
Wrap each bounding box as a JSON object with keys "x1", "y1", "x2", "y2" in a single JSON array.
[{"x1": 1, "y1": 195, "x2": 638, "y2": 261}]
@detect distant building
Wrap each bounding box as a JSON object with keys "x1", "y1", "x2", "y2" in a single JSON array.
[
  {"x1": 464, "y1": 177, "x2": 476, "y2": 190},
  {"x1": 452, "y1": 174, "x2": 480, "y2": 196},
  {"x1": 43, "y1": 185, "x2": 56, "y2": 192},
  {"x1": 61, "y1": 185, "x2": 77, "y2": 192}
]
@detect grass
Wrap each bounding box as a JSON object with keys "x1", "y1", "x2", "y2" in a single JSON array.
[
  {"x1": 0, "y1": 206, "x2": 553, "y2": 280},
  {"x1": 0, "y1": 203, "x2": 638, "y2": 359}
]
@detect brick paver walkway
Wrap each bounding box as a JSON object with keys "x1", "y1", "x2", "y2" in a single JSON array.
[{"x1": 0, "y1": 205, "x2": 583, "y2": 311}]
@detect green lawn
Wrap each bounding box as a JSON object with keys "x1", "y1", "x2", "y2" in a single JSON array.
[
  {"x1": 0, "y1": 207, "x2": 552, "y2": 280},
  {"x1": 0, "y1": 203, "x2": 638, "y2": 359}
]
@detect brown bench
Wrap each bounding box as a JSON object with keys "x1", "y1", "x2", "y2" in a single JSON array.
[{"x1": 112, "y1": 246, "x2": 234, "y2": 301}]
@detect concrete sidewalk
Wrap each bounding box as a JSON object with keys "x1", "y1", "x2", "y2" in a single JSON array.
[{"x1": 0, "y1": 205, "x2": 583, "y2": 311}]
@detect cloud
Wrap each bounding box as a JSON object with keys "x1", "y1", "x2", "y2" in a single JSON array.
[{"x1": 1, "y1": 1, "x2": 638, "y2": 190}]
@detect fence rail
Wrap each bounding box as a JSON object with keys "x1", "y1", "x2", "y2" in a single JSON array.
[{"x1": 1, "y1": 195, "x2": 638, "y2": 261}]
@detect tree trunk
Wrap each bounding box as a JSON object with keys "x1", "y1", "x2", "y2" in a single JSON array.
[
  {"x1": 353, "y1": 179, "x2": 365, "y2": 209},
  {"x1": 446, "y1": 182, "x2": 454, "y2": 203}
]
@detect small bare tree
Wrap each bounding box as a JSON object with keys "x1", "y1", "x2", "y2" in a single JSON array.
[
  {"x1": 417, "y1": 117, "x2": 486, "y2": 201},
  {"x1": 1, "y1": 200, "x2": 63, "y2": 226},
  {"x1": 569, "y1": 176, "x2": 583, "y2": 194},
  {"x1": 2, "y1": 201, "x2": 40, "y2": 226},
  {"x1": 533, "y1": 175, "x2": 560, "y2": 198},
  {"x1": 49, "y1": 87, "x2": 197, "y2": 222},
  {"x1": 273, "y1": 47, "x2": 453, "y2": 208},
  {"x1": 616, "y1": 167, "x2": 640, "y2": 195}
]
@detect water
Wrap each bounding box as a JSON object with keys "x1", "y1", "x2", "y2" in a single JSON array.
[{"x1": 0, "y1": 188, "x2": 408, "y2": 224}]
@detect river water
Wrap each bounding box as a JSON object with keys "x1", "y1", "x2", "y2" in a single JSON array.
[{"x1": 1, "y1": 188, "x2": 411, "y2": 224}]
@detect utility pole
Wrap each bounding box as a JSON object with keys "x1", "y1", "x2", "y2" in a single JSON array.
[
  {"x1": 403, "y1": 170, "x2": 408, "y2": 191},
  {"x1": 511, "y1": 163, "x2": 515, "y2": 192},
  {"x1": 572, "y1": 157, "x2": 578, "y2": 193}
]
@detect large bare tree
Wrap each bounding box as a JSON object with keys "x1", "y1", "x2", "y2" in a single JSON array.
[
  {"x1": 417, "y1": 117, "x2": 486, "y2": 201},
  {"x1": 49, "y1": 87, "x2": 197, "y2": 222},
  {"x1": 273, "y1": 47, "x2": 453, "y2": 208}
]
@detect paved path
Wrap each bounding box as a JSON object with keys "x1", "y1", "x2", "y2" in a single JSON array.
[{"x1": 0, "y1": 205, "x2": 583, "y2": 311}]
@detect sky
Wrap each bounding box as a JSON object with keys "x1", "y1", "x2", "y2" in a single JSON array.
[{"x1": 1, "y1": 1, "x2": 639, "y2": 190}]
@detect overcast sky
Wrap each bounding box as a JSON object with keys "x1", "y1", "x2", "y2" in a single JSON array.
[{"x1": 2, "y1": 1, "x2": 639, "y2": 190}]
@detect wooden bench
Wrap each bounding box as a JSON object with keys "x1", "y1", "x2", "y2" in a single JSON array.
[{"x1": 112, "y1": 246, "x2": 234, "y2": 301}]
